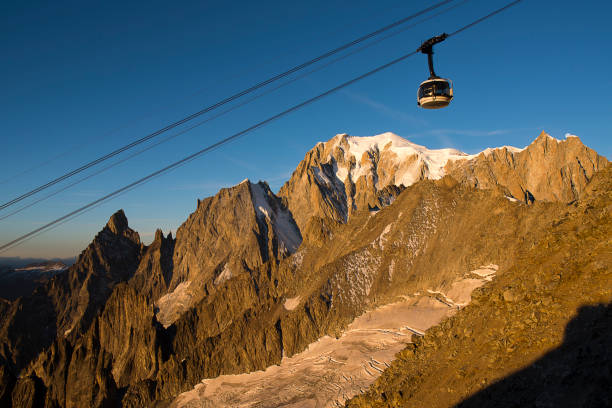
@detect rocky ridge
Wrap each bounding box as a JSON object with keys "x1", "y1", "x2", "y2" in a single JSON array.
[
  {"x1": 446, "y1": 131, "x2": 607, "y2": 203},
  {"x1": 156, "y1": 179, "x2": 301, "y2": 326},
  {"x1": 0, "y1": 210, "x2": 142, "y2": 372},
  {"x1": 279, "y1": 131, "x2": 607, "y2": 237},
  {"x1": 0, "y1": 131, "x2": 608, "y2": 407}
]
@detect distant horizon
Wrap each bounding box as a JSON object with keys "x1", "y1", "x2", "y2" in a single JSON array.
[{"x1": 0, "y1": 256, "x2": 76, "y2": 267}]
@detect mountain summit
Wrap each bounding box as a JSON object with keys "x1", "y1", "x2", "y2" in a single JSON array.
[
  {"x1": 279, "y1": 132, "x2": 469, "y2": 232},
  {"x1": 157, "y1": 179, "x2": 301, "y2": 326},
  {"x1": 280, "y1": 131, "x2": 607, "y2": 234}
]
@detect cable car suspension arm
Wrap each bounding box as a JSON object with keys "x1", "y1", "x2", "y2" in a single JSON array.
[{"x1": 417, "y1": 33, "x2": 448, "y2": 78}]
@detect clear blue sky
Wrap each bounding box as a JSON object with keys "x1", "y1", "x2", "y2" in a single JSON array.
[{"x1": 1, "y1": 0, "x2": 610, "y2": 258}]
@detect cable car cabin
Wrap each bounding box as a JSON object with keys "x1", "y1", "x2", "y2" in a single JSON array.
[{"x1": 417, "y1": 78, "x2": 453, "y2": 109}]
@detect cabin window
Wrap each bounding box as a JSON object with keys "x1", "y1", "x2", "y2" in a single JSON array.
[
  {"x1": 419, "y1": 84, "x2": 434, "y2": 98},
  {"x1": 433, "y1": 81, "x2": 451, "y2": 96}
]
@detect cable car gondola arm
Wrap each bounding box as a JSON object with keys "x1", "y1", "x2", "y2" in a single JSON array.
[
  {"x1": 417, "y1": 33, "x2": 448, "y2": 78},
  {"x1": 417, "y1": 33, "x2": 448, "y2": 54}
]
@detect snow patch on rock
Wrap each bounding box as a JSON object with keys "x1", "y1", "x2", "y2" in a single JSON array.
[
  {"x1": 284, "y1": 296, "x2": 301, "y2": 311},
  {"x1": 470, "y1": 264, "x2": 498, "y2": 281},
  {"x1": 373, "y1": 224, "x2": 393, "y2": 250},
  {"x1": 156, "y1": 281, "x2": 194, "y2": 328},
  {"x1": 214, "y1": 264, "x2": 232, "y2": 286}
]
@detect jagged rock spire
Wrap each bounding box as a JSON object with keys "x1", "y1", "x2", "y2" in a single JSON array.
[{"x1": 106, "y1": 209, "x2": 129, "y2": 235}]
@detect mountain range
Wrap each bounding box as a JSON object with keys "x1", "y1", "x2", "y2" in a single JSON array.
[{"x1": 0, "y1": 131, "x2": 609, "y2": 407}]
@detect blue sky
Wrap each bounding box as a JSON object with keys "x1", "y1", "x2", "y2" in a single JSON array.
[{"x1": 1, "y1": 0, "x2": 610, "y2": 258}]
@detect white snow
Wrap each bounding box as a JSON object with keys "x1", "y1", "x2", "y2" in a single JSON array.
[
  {"x1": 214, "y1": 264, "x2": 232, "y2": 286},
  {"x1": 15, "y1": 264, "x2": 66, "y2": 272},
  {"x1": 374, "y1": 224, "x2": 393, "y2": 250},
  {"x1": 172, "y1": 296, "x2": 454, "y2": 408},
  {"x1": 426, "y1": 264, "x2": 498, "y2": 308},
  {"x1": 335, "y1": 165, "x2": 348, "y2": 183},
  {"x1": 328, "y1": 133, "x2": 462, "y2": 189},
  {"x1": 565, "y1": 133, "x2": 579, "y2": 139},
  {"x1": 172, "y1": 264, "x2": 498, "y2": 408},
  {"x1": 505, "y1": 195, "x2": 519, "y2": 202},
  {"x1": 342, "y1": 132, "x2": 469, "y2": 185},
  {"x1": 388, "y1": 259, "x2": 395, "y2": 281},
  {"x1": 427, "y1": 289, "x2": 462, "y2": 308},
  {"x1": 283, "y1": 296, "x2": 301, "y2": 311},
  {"x1": 325, "y1": 132, "x2": 531, "y2": 191},
  {"x1": 470, "y1": 264, "x2": 498, "y2": 281},
  {"x1": 156, "y1": 281, "x2": 194, "y2": 327},
  {"x1": 478, "y1": 145, "x2": 526, "y2": 157},
  {"x1": 250, "y1": 182, "x2": 302, "y2": 254},
  {"x1": 336, "y1": 249, "x2": 380, "y2": 304}
]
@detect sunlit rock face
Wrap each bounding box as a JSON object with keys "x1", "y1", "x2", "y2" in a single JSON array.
[
  {"x1": 279, "y1": 131, "x2": 607, "y2": 240},
  {"x1": 157, "y1": 179, "x2": 301, "y2": 327},
  {"x1": 446, "y1": 131, "x2": 608, "y2": 203},
  {"x1": 347, "y1": 164, "x2": 612, "y2": 408}
]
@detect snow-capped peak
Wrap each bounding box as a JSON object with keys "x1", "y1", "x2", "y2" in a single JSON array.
[{"x1": 330, "y1": 132, "x2": 469, "y2": 186}]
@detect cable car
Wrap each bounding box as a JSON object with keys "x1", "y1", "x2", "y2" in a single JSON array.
[{"x1": 417, "y1": 34, "x2": 453, "y2": 109}]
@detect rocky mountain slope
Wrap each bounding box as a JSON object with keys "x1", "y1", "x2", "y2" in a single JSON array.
[
  {"x1": 156, "y1": 179, "x2": 300, "y2": 326},
  {"x1": 346, "y1": 163, "x2": 612, "y2": 408},
  {"x1": 0, "y1": 131, "x2": 608, "y2": 407},
  {"x1": 0, "y1": 211, "x2": 141, "y2": 373}
]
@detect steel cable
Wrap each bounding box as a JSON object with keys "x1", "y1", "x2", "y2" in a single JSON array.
[
  {"x1": 0, "y1": 0, "x2": 525, "y2": 252},
  {"x1": 0, "y1": 0, "x2": 456, "y2": 212},
  {"x1": 0, "y1": 0, "x2": 472, "y2": 222}
]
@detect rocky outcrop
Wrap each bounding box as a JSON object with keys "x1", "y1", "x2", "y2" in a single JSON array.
[
  {"x1": 23, "y1": 283, "x2": 158, "y2": 408},
  {"x1": 129, "y1": 229, "x2": 175, "y2": 302},
  {"x1": 0, "y1": 209, "x2": 142, "y2": 372},
  {"x1": 55, "y1": 209, "x2": 142, "y2": 338},
  {"x1": 446, "y1": 131, "x2": 608, "y2": 203},
  {"x1": 157, "y1": 179, "x2": 300, "y2": 326}
]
